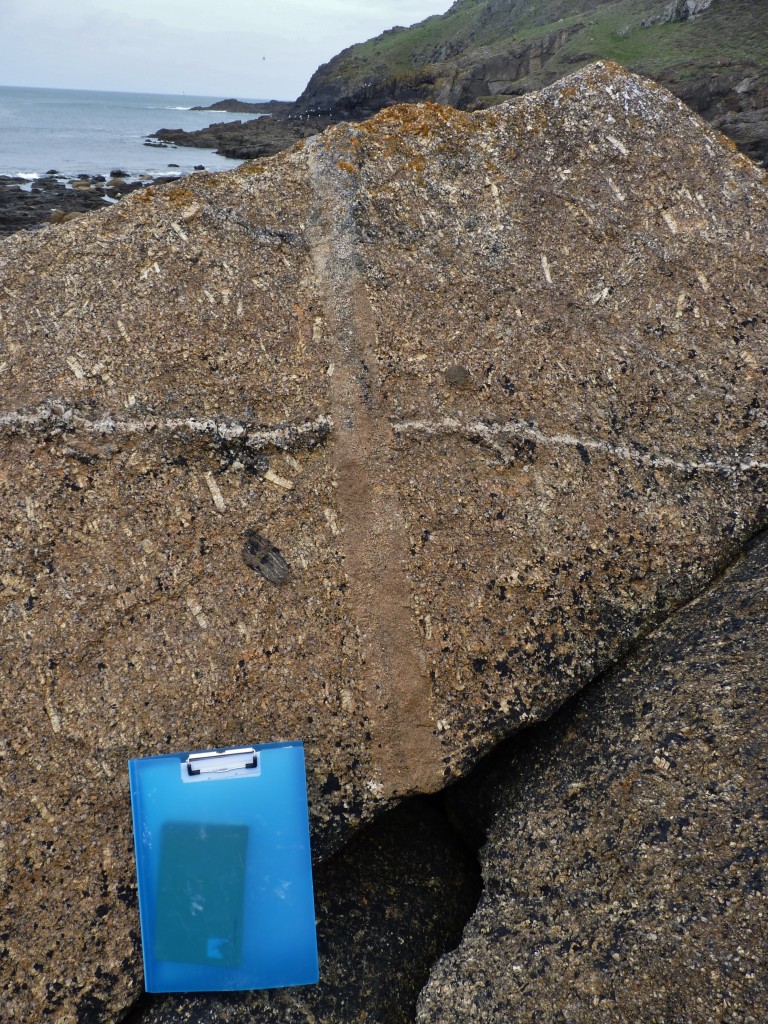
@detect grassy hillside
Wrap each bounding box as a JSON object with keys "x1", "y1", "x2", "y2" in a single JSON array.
[{"x1": 297, "y1": 0, "x2": 768, "y2": 104}]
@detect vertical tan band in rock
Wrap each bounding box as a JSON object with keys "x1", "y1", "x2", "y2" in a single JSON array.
[{"x1": 304, "y1": 140, "x2": 444, "y2": 797}]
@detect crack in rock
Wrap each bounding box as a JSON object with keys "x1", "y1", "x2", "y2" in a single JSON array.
[{"x1": 304, "y1": 135, "x2": 445, "y2": 798}]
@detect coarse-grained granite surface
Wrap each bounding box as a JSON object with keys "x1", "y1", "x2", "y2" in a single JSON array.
[
  {"x1": 420, "y1": 531, "x2": 768, "y2": 1023},
  {"x1": 0, "y1": 62, "x2": 767, "y2": 1019}
]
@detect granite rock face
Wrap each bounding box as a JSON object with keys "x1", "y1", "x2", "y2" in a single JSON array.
[
  {"x1": 136, "y1": 799, "x2": 480, "y2": 1024},
  {"x1": 419, "y1": 530, "x2": 768, "y2": 1024},
  {"x1": 1, "y1": 62, "x2": 767, "y2": 1020}
]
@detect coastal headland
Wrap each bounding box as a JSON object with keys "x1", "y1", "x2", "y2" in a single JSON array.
[{"x1": 149, "y1": 0, "x2": 768, "y2": 168}]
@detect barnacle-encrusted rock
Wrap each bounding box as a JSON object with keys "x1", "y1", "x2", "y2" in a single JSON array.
[{"x1": 0, "y1": 62, "x2": 767, "y2": 1020}]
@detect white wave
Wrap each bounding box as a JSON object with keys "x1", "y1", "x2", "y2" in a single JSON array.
[{"x1": 18, "y1": 171, "x2": 39, "y2": 180}]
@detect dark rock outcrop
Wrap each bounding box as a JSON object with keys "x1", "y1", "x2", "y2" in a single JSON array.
[
  {"x1": 1, "y1": 63, "x2": 767, "y2": 1021},
  {"x1": 657, "y1": 61, "x2": 768, "y2": 167},
  {"x1": 190, "y1": 98, "x2": 294, "y2": 115},
  {"x1": 150, "y1": 115, "x2": 333, "y2": 159},
  {"x1": 0, "y1": 175, "x2": 108, "y2": 238},
  {"x1": 0, "y1": 174, "x2": 172, "y2": 240},
  {"x1": 420, "y1": 530, "x2": 768, "y2": 1023}
]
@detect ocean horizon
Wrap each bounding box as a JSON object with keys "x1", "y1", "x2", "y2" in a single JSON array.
[{"x1": 0, "y1": 85, "x2": 272, "y2": 180}]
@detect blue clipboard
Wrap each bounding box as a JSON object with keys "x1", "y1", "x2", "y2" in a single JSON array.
[{"x1": 128, "y1": 741, "x2": 319, "y2": 993}]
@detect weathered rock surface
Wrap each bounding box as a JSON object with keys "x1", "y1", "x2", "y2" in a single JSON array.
[
  {"x1": 420, "y1": 529, "x2": 768, "y2": 1024},
  {"x1": 135, "y1": 798, "x2": 480, "y2": 1024},
  {"x1": 1, "y1": 62, "x2": 767, "y2": 1020}
]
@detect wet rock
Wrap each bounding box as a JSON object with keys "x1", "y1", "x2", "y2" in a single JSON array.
[
  {"x1": 0, "y1": 173, "x2": 106, "y2": 237},
  {"x1": 420, "y1": 530, "x2": 768, "y2": 1023},
  {"x1": 0, "y1": 174, "x2": 172, "y2": 238},
  {"x1": 444, "y1": 364, "x2": 471, "y2": 387},
  {"x1": 0, "y1": 62, "x2": 767, "y2": 1020},
  {"x1": 135, "y1": 799, "x2": 480, "y2": 1024}
]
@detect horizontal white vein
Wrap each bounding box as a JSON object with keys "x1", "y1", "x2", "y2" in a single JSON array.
[
  {"x1": 0, "y1": 403, "x2": 332, "y2": 450},
  {"x1": 392, "y1": 417, "x2": 768, "y2": 475}
]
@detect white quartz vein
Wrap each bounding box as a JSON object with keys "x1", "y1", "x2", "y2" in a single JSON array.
[
  {"x1": 0, "y1": 402, "x2": 332, "y2": 450},
  {"x1": 392, "y1": 417, "x2": 768, "y2": 474}
]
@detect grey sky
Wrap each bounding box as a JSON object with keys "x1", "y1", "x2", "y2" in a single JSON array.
[{"x1": 0, "y1": 1, "x2": 452, "y2": 99}]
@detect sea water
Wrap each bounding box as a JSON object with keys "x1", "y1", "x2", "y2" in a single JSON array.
[{"x1": 0, "y1": 85, "x2": 267, "y2": 180}]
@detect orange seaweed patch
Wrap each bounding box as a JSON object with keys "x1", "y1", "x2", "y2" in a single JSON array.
[{"x1": 164, "y1": 186, "x2": 196, "y2": 205}]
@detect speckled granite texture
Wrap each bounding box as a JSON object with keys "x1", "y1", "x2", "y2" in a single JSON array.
[
  {"x1": 1, "y1": 61, "x2": 767, "y2": 1020},
  {"x1": 420, "y1": 531, "x2": 768, "y2": 1023}
]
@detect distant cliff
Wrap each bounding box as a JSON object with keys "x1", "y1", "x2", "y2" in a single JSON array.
[{"x1": 293, "y1": 0, "x2": 768, "y2": 164}]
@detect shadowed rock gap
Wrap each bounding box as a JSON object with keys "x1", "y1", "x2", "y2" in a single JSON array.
[
  {"x1": 437, "y1": 516, "x2": 768, "y2": 851},
  {"x1": 118, "y1": 796, "x2": 482, "y2": 1024},
  {"x1": 417, "y1": 530, "x2": 768, "y2": 1022},
  {"x1": 117, "y1": 523, "x2": 767, "y2": 1024}
]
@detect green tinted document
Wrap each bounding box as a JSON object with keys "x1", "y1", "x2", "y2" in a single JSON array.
[{"x1": 154, "y1": 822, "x2": 249, "y2": 968}]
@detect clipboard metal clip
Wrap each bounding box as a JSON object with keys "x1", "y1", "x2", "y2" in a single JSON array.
[{"x1": 185, "y1": 747, "x2": 259, "y2": 778}]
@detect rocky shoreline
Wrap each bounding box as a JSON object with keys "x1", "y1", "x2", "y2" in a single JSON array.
[
  {"x1": 0, "y1": 108, "x2": 336, "y2": 239},
  {"x1": 0, "y1": 167, "x2": 207, "y2": 239},
  {"x1": 149, "y1": 112, "x2": 337, "y2": 160}
]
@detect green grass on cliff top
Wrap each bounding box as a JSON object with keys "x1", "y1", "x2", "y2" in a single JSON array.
[{"x1": 330, "y1": 0, "x2": 767, "y2": 88}]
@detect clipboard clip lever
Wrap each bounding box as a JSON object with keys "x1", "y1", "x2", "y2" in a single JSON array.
[{"x1": 186, "y1": 747, "x2": 259, "y2": 777}]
